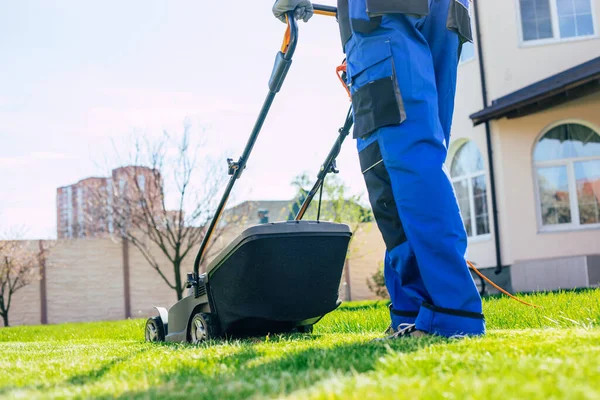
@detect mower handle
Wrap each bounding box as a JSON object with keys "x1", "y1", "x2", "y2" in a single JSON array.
[
  {"x1": 281, "y1": 11, "x2": 299, "y2": 58},
  {"x1": 191, "y1": 7, "x2": 335, "y2": 281},
  {"x1": 313, "y1": 4, "x2": 337, "y2": 17},
  {"x1": 280, "y1": 4, "x2": 337, "y2": 55},
  {"x1": 192, "y1": 11, "x2": 299, "y2": 279}
]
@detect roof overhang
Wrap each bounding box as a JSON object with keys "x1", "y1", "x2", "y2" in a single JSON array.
[{"x1": 470, "y1": 56, "x2": 600, "y2": 126}]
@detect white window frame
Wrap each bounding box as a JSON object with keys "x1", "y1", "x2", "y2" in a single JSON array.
[
  {"x1": 449, "y1": 140, "x2": 492, "y2": 242},
  {"x1": 532, "y1": 120, "x2": 600, "y2": 233},
  {"x1": 137, "y1": 174, "x2": 145, "y2": 192},
  {"x1": 515, "y1": 0, "x2": 599, "y2": 47},
  {"x1": 66, "y1": 186, "x2": 73, "y2": 238},
  {"x1": 452, "y1": 171, "x2": 492, "y2": 241},
  {"x1": 106, "y1": 180, "x2": 114, "y2": 234},
  {"x1": 77, "y1": 186, "x2": 85, "y2": 236}
]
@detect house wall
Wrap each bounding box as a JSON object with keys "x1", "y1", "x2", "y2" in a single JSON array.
[
  {"x1": 478, "y1": 0, "x2": 600, "y2": 101},
  {"x1": 493, "y1": 92, "x2": 600, "y2": 266},
  {"x1": 447, "y1": 0, "x2": 600, "y2": 270}
]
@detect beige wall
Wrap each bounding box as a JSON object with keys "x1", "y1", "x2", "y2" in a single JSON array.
[
  {"x1": 8, "y1": 281, "x2": 40, "y2": 326},
  {"x1": 478, "y1": 0, "x2": 600, "y2": 100},
  {"x1": 128, "y1": 240, "x2": 182, "y2": 319},
  {"x1": 448, "y1": 93, "x2": 600, "y2": 270},
  {"x1": 346, "y1": 223, "x2": 387, "y2": 301},
  {"x1": 448, "y1": 0, "x2": 600, "y2": 268},
  {"x1": 494, "y1": 92, "x2": 600, "y2": 265},
  {"x1": 3, "y1": 223, "x2": 385, "y2": 327},
  {"x1": 46, "y1": 239, "x2": 125, "y2": 324}
]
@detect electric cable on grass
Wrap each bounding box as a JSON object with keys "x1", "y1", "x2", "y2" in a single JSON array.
[{"x1": 467, "y1": 260, "x2": 540, "y2": 308}]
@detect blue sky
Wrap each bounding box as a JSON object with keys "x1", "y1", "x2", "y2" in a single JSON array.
[{"x1": 0, "y1": 1, "x2": 366, "y2": 239}]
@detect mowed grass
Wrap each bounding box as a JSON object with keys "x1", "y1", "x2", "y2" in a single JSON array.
[{"x1": 1, "y1": 289, "x2": 599, "y2": 399}]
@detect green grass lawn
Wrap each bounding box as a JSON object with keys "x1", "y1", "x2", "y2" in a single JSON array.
[{"x1": 1, "y1": 289, "x2": 599, "y2": 399}]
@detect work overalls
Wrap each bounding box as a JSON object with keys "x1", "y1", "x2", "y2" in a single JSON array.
[{"x1": 337, "y1": 0, "x2": 485, "y2": 337}]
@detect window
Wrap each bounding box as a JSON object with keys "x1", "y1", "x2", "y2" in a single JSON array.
[
  {"x1": 66, "y1": 186, "x2": 73, "y2": 238},
  {"x1": 451, "y1": 141, "x2": 491, "y2": 238},
  {"x1": 77, "y1": 186, "x2": 85, "y2": 236},
  {"x1": 460, "y1": 41, "x2": 475, "y2": 64},
  {"x1": 519, "y1": 0, "x2": 596, "y2": 42},
  {"x1": 459, "y1": 3, "x2": 476, "y2": 64},
  {"x1": 137, "y1": 174, "x2": 145, "y2": 192},
  {"x1": 106, "y1": 180, "x2": 114, "y2": 233},
  {"x1": 534, "y1": 122, "x2": 600, "y2": 229}
]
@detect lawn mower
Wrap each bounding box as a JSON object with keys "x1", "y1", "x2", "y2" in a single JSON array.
[{"x1": 144, "y1": 5, "x2": 354, "y2": 344}]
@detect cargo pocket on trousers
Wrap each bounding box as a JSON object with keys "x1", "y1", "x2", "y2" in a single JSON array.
[{"x1": 347, "y1": 39, "x2": 407, "y2": 140}]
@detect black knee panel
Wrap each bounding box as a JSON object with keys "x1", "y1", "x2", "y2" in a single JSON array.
[{"x1": 359, "y1": 141, "x2": 408, "y2": 250}]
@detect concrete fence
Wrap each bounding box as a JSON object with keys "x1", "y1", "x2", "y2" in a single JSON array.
[{"x1": 7, "y1": 223, "x2": 387, "y2": 327}]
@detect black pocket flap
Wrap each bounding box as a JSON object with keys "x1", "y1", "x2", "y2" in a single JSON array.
[
  {"x1": 447, "y1": 0, "x2": 473, "y2": 43},
  {"x1": 352, "y1": 76, "x2": 406, "y2": 139},
  {"x1": 366, "y1": 0, "x2": 429, "y2": 17}
]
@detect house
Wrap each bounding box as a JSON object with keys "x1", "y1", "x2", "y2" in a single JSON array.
[
  {"x1": 56, "y1": 166, "x2": 165, "y2": 239},
  {"x1": 448, "y1": 0, "x2": 600, "y2": 292},
  {"x1": 220, "y1": 194, "x2": 372, "y2": 228}
]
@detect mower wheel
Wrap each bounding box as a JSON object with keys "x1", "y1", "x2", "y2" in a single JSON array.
[
  {"x1": 145, "y1": 316, "x2": 165, "y2": 342},
  {"x1": 189, "y1": 312, "x2": 216, "y2": 344},
  {"x1": 296, "y1": 325, "x2": 313, "y2": 334}
]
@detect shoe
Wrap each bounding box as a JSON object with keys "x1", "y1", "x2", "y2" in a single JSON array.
[
  {"x1": 384, "y1": 323, "x2": 396, "y2": 335},
  {"x1": 372, "y1": 323, "x2": 429, "y2": 342}
]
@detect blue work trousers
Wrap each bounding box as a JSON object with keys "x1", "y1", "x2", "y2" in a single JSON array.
[{"x1": 345, "y1": 0, "x2": 485, "y2": 337}]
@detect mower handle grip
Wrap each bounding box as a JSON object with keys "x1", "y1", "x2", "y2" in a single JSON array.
[
  {"x1": 281, "y1": 4, "x2": 336, "y2": 56},
  {"x1": 281, "y1": 11, "x2": 299, "y2": 59},
  {"x1": 313, "y1": 4, "x2": 337, "y2": 17},
  {"x1": 271, "y1": 12, "x2": 298, "y2": 93}
]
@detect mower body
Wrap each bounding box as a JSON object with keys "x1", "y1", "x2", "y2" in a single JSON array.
[{"x1": 147, "y1": 220, "x2": 352, "y2": 343}]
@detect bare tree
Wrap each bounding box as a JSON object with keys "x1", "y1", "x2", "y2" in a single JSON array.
[
  {"x1": 88, "y1": 123, "x2": 242, "y2": 300},
  {"x1": 0, "y1": 233, "x2": 49, "y2": 327}
]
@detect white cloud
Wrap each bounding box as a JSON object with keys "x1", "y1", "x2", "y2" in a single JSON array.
[
  {"x1": 30, "y1": 151, "x2": 72, "y2": 160},
  {"x1": 0, "y1": 156, "x2": 29, "y2": 167},
  {"x1": 0, "y1": 152, "x2": 72, "y2": 167}
]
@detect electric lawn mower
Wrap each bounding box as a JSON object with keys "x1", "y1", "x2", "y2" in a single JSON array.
[{"x1": 144, "y1": 5, "x2": 355, "y2": 344}]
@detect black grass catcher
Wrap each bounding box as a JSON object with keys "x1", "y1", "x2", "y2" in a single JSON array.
[{"x1": 144, "y1": 6, "x2": 356, "y2": 344}]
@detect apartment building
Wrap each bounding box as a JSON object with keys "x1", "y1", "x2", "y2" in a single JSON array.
[
  {"x1": 57, "y1": 166, "x2": 162, "y2": 239},
  {"x1": 448, "y1": 0, "x2": 600, "y2": 292}
]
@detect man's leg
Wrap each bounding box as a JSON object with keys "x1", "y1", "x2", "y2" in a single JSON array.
[
  {"x1": 420, "y1": 0, "x2": 462, "y2": 147},
  {"x1": 346, "y1": 23, "x2": 429, "y2": 331},
  {"x1": 346, "y1": 1, "x2": 484, "y2": 337}
]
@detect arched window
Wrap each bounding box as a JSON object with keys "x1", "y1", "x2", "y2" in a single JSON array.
[
  {"x1": 451, "y1": 141, "x2": 490, "y2": 238},
  {"x1": 534, "y1": 122, "x2": 600, "y2": 229}
]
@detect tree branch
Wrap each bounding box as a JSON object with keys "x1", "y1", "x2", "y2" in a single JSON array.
[{"x1": 127, "y1": 235, "x2": 176, "y2": 290}]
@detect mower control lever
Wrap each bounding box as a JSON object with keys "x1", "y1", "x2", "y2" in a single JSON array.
[
  {"x1": 186, "y1": 273, "x2": 196, "y2": 289},
  {"x1": 227, "y1": 158, "x2": 239, "y2": 175},
  {"x1": 328, "y1": 159, "x2": 339, "y2": 174}
]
